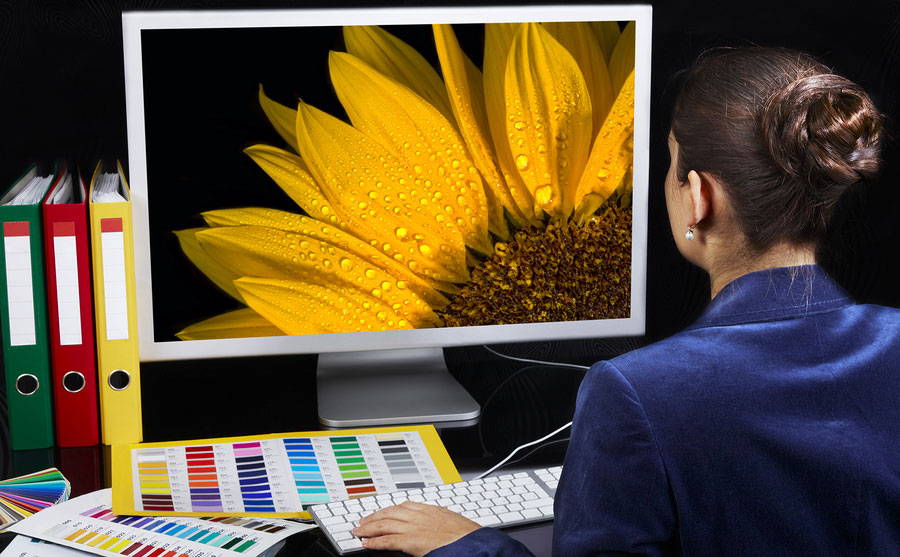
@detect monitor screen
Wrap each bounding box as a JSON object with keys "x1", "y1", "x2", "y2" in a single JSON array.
[{"x1": 124, "y1": 5, "x2": 652, "y2": 364}]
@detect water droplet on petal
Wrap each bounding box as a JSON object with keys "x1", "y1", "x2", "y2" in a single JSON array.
[
  {"x1": 514, "y1": 121, "x2": 526, "y2": 131},
  {"x1": 597, "y1": 168, "x2": 610, "y2": 179},
  {"x1": 560, "y1": 159, "x2": 569, "y2": 168},
  {"x1": 340, "y1": 258, "x2": 353, "y2": 272},
  {"x1": 419, "y1": 244, "x2": 433, "y2": 257},
  {"x1": 395, "y1": 227, "x2": 408, "y2": 240},
  {"x1": 372, "y1": 289, "x2": 382, "y2": 299},
  {"x1": 381, "y1": 281, "x2": 392, "y2": 291},
  {"x1": 365, "y1": 269, "x2": 376, "y2": 279},
  {"x1": 397, "y1": 280, "x2": 407, "y2": 290},
  {"x1": 515, "y1": 155, "x2": 530, "y2": 170},
  {"x1": 536, "y1": 185, "x2": 553, "y2": 205}
]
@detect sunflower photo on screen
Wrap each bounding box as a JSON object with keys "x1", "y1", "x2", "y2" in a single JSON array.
[{"x1": 174, "y1": 21, "x2": 636, "y2": 339}]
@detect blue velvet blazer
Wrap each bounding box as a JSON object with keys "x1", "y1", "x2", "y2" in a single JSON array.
[{"x1": 431, "y1": 265, "x2": 900, "y2": 556}]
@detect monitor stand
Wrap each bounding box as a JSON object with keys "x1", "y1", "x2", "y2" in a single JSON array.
[{"x1": 316, "y1": 347, "x2": 481, "y2": 428}]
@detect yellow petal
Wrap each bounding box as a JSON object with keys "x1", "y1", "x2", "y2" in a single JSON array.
[
  {"x1": 505, "y1": 23, "x2": 593, "y2": 219},
  {"x1": 343, "y1": 25, "x2": 455, "y2": 123},
  {"x1": 194, "y1": 224, "x2": 448, "y2": 313},
  {"x1": 235, "y1": 277, "x2": 438, "y2": 334},
  {"x1": 592, "y1": 21, "x2": 621, "y2": 63},
  {"x1": 609, "y1": 21, "x2": 635, "y2": 97},
  {"x1": 483, "y1": 23, "x2": 536, "y2": 222},
  {"x1": 542, "y1": 22, "x2": 614, "y2": 135},
  {"x1": 258, "y1": 85, "x2": 299, "y2": 152},
  {"x1": 294, "y1": 100, "x2": 470, "y2": 283},
  {"x1": 200, "y1": 207, "x2": 459, "y2": 300},
  {"x1": 176, "y1": 308, "x2": 285, "y2": 340},
  {"x1": 244, "y1": 144, "x2": 347, "y2": 229},
  {"x1": 173, "y1": 228, "x2": 243, "y2": 302},
  {"x1": 329, "y1": 51, "x2": 493, "y2": 256},
  {"x1": 433, "y1": 24, "x2": 523, "y2": 237},
  {"x1": 574, "y1": 70, "x2": 634, "y2": 224}
]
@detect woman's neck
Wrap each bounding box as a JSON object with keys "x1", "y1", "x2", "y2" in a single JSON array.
[{"x1": 707, "y1": 243, "x2": 816, "y2": 299}]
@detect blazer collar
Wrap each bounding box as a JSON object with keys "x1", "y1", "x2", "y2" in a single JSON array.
[{"x1": 685, "y1": 265, "x2": 854, "y2": 331}]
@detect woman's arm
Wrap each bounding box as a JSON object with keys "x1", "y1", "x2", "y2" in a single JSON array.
[{"x1": 552, "y1": 360, "x2": 677, "y2": 555}]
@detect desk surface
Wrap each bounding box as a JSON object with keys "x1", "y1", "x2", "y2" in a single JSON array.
[
  {"x1": 0, "y1": 348, "x2": 583, "y2": 556},
  {"x1": 1, "y1": 437, "x2": 562, "y2": 556}
]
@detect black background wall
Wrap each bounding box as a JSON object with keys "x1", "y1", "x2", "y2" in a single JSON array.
[{"x1": 0, "y1": 0, "x2": 898, "y2": 456}]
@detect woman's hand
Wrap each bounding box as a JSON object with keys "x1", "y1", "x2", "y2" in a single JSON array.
[{"x1": 352, "y1": 500, "x2": 481, "y2": 556}]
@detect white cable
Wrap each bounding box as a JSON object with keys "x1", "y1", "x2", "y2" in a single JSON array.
[
  {"x1": 482, "y1": 345, "x2": 590, "y2": 371},
  {"x1": 474, "y1": 420, "x2": 573, "y2": 480}
]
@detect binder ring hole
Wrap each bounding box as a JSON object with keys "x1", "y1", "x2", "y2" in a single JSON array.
[
  {"x1": 63, "y1": 371, "x2": 86, "y2": 393},
  {"x1": 15, "y1": 374, "x2": 39, "y2": 396},
  {"x1": 108, "y1": 369, "x2": 131, "y2": 391}
]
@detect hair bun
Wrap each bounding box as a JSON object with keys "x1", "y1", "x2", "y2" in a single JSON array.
[{"x1": 761, "y1": 73, "x2": 883, "y2": 191}]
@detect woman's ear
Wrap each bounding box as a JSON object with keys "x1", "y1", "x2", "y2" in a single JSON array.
[{"x1": 686, "y1": 170, "x2": 713, "y2": 228}]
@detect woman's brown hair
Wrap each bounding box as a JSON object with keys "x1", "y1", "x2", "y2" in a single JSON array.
[{"x1": 671, "y1": 47, "x2": 883, "y2": 251}]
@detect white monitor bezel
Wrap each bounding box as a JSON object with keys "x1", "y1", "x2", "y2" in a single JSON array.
[{"x1": 123, "y1": 4, "x2": 653, "y2": 362}]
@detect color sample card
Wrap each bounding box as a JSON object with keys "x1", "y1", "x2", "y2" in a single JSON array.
[
  {"x1": 0, "y1": 468, "x2": 71, "y2": 528},
  {"x1": 132, "y1": 432, "x2": 441, "y2": 514},
  {"x1": 8, "y1": 489, "x2": 311, "y2": 557},
  {"x1": 113, "y1": 425, "x2": 460, "y2": 519}
]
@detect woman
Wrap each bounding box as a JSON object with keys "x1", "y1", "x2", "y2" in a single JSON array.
[{"x1": 352, "y1": 47, "x2": 900, "y2": 555}]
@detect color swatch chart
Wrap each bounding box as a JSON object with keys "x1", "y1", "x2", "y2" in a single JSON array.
[
  {"x1": 128, "y1": 430, "x2": 446, "y2": 516},
  {"x1": 8, "y1": 489, "x2": 310, "y2": 557}
]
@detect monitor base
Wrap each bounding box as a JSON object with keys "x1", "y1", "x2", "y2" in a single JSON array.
[{"x1": 316, "y1": 347, "x2": 481, "y2": 428}]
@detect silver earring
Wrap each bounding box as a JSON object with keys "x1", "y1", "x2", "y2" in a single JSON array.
[{"x1": 685, "y1": 226, "x2": 695, "y2": 241}]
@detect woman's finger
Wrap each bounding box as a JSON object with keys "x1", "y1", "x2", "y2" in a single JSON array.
[
  {"x1": 360, "y1": 533, "x2": 413, "y2": 553},
  {"x1": 358, "y1": 500, "x2": 433, "y2": 525},
  {"x1": 353, "y1": 517, "x2": 413, "y2": 537}
]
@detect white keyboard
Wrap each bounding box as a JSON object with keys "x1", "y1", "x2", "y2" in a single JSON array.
[{"x1": 309, "y1": 466, "x2": 561, "y2": 554}]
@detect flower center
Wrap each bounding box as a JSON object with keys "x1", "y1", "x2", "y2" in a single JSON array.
[{"x1": 439, "y1": 206, "x2": 632, "y2": 326}]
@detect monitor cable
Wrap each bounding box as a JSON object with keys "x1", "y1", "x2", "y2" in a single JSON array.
[{"x1": 474, "y1": 345, "x2": 590, "y2": 480}]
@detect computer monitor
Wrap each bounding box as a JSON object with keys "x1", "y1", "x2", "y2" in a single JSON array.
[{"x1": 123, "y1": 5, "x2": 652, "y2": 427}]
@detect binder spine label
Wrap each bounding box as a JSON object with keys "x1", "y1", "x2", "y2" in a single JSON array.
[
  {"x1": 52, "y1": 221, "x2": 83, "y2": 346},
  {"x1": 3, "y1": 221, "x2": 37, "y2": 346},
  {"x1": 100, "y1": 218, "x2": 129, "y2": 341}
]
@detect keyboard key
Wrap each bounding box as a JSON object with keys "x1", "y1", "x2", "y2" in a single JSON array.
[
  {"x1": 499, "y1": 511, "x2": 524, "y2": 523},
  {"x1": 338, "y1": 539, "x2": 363, "y2": 551},
  {"x1": 333, "y1": 531, "x2": 353, "y2": 541},
  {"x1": 474, "y1": 515, "x2": 501, "y2": 527},
  {"x1": 331, "y1": 522, "x2": 356, "y2": 533}
]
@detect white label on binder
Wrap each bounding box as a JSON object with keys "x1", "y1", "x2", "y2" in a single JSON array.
[
  {"x1": 53, "y1": 222, "x2": 82, "y2": 345},
  {"x1": 100, "y1": 218, "x2": 128, "y2": 341},
  {"x1": 3, "y1": 222, "x2": 36, "y2": 346}
]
